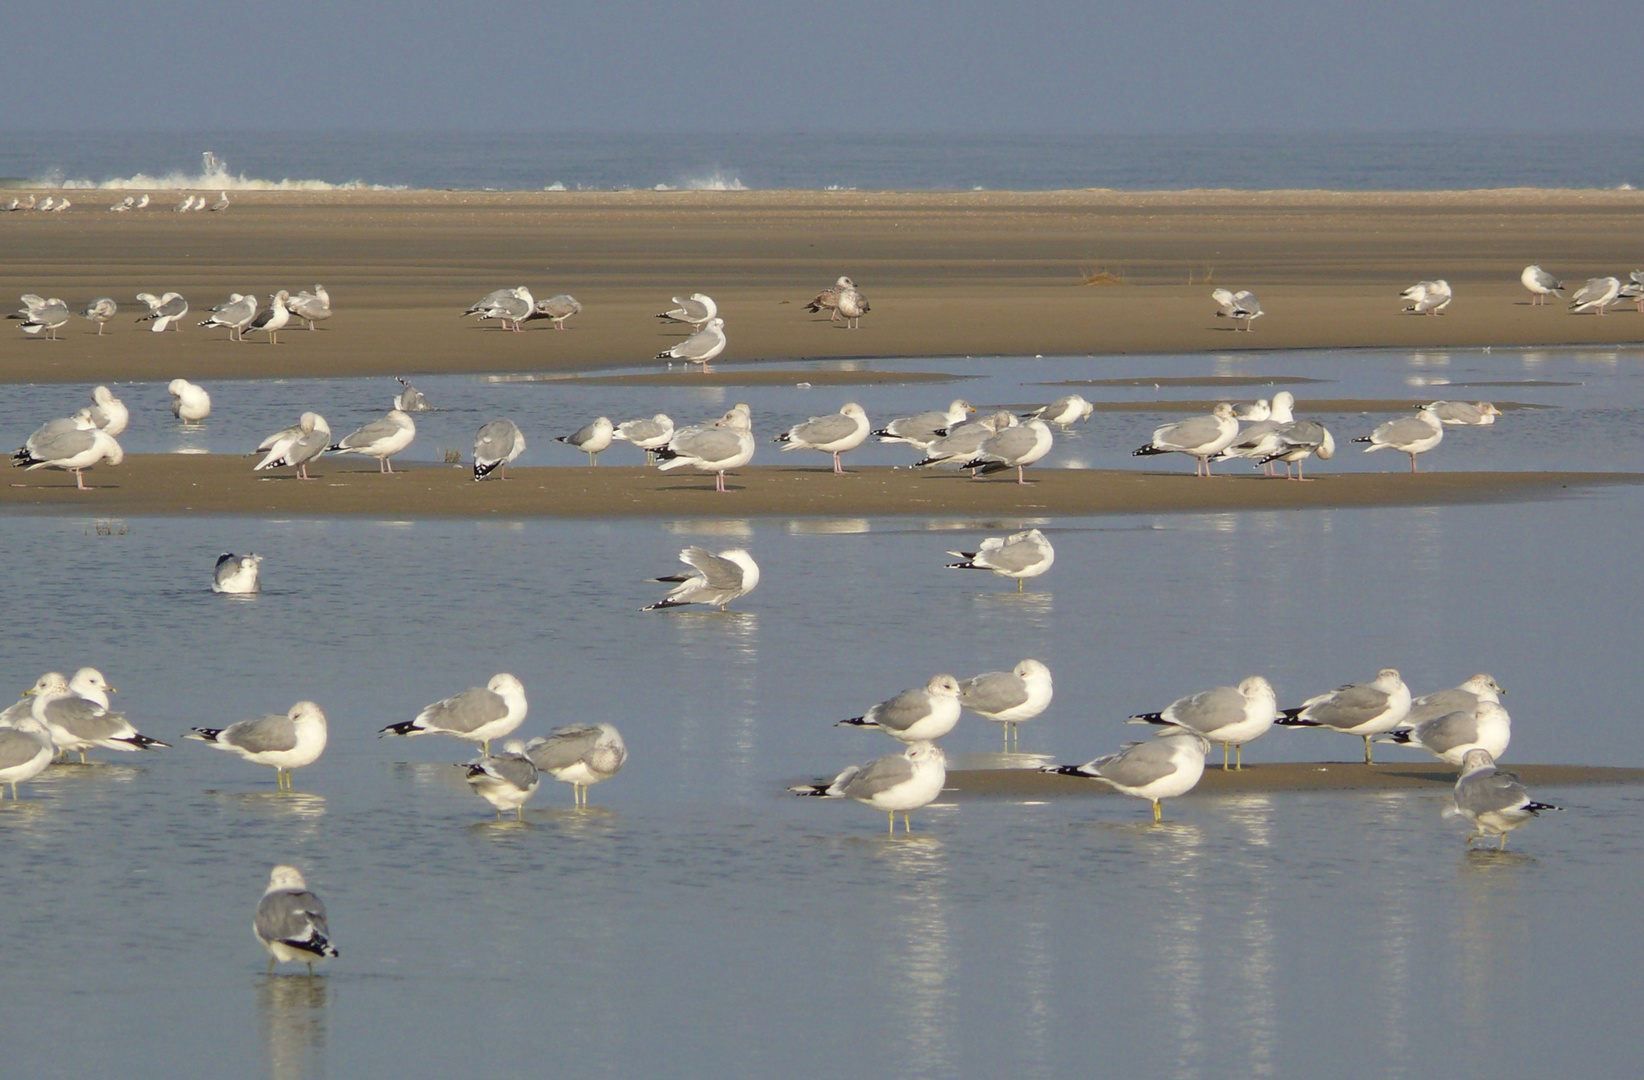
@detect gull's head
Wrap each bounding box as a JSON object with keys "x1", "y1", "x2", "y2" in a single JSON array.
[
  {"x1": 1015, "y1": 659, "x2": 1053, "y2": 686},
  {"x1": 1459, "y1": 748, "x2": 1496, "y2": 773},
  {"x1": 906, "y1": 741, "x2": 946, "y2": 765},
  {"x1": 1212, "y1": 402, "x2": 1236, "y2": 420},
  {"x1": 928, "y1": 674, "x2": 961, "y2": 698},
  {"x1": 268, "y1": 865, "x2": 307, "y2": 892},
  {"x1": 841, "y1": 403, "x2": 866, "y2": 419},
  {"x1": 500, "y1": 739, "x2": 527, "y2": 757},
  {"x1": 1462, "y1": 673, "x2": 1504, "y2": 696},
  {"x1": 835, "y1": 276, "x2": 854, "y2": 289},
  {"x1": 488, "y1": 673, "x2": 526, "y2": 700},
  {"x1": 1159, "y1": 727, "x2": 1212, "y2": 755},
  {"x1": 951, "y1": 400, "x2": 976, "y2": 415},
  {"x1": 69, "y1": 668, "x2": 114, "y2": 696},
  {"x1": 1238, "y1": 675, "x2": 1276, "y2": 702},
  {"x1": 1273, "y1": 391, "x2": 1296, "y2": 411},
  {"x1": 93, "y1": 385, "x2": 116, "y2": 405},
  {"x1": 707, "y1": 317, "x2": 725, "y2": 331},
  {"x1": 1374, "y1": 668, "x2": 1403, "y2": 688},
  {"x1": 1480, "y1": 402, "x2": 1503, "y2": 417},
  {"x1": 26, "y1": 671, "x2": 69, "y2": 697},
  {"x1": 168, "y1": 379, "x2": 189, "y2": 396}
]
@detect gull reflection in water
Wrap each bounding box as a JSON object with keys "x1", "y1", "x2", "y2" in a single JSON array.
[
  {"x1": 257, "y1": 974, "x2": 329, "y2": 1080},
  {"x1": 1457, "y1": 846, "x2": 1531, "y2": 1060},
  {"x1": 665, "y1": 518, "x2": 753, "y2": 538},
  {"x1": 1218, "y1": 794, "x2": 1280, "y2": 1078},
  {"x1": 874, "y1": 835, "x2": 956, "y2": 1080},
  {"x1": 664, "y1": 610, "x2": 761, "y2": 802},
  {"x1": 1134, "y1": 819, "x2": 1207, "y2": 1080}
]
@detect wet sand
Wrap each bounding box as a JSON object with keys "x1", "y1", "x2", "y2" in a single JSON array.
[
  {"x1": 4, "y1": 455, "x2": 1632, "y2": 518},
  {"x1": 5, "y1": 189, "x2": 1644, "y2": 386},
  {"x1": 946, "y1": 761, "x2": 1644, "y2": 797}
]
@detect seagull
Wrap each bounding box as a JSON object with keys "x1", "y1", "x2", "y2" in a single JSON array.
[
  {"x1": 959, "y1": 659, "x2": 1054, "y2": 751},
  {"x1": 913, "y1": 410, "x2": 1018, "y2": 470},
  {"x1": 653, "y1": 405, "x2": 754, "y2": 491},
  {"x1": 959, "y1": 419, "x2": 1054, "y2": 483},
  {"x1": 26, "y1": 669, "x2": 168, "y2": 762},
  {"x1": 657, "y1": 293, "x2": 717, "y2": 329},
  {"x1": 1570, "y1": 276, "x2": 1621, "y2": 315},
  {"x1": 1211, "y1": 288, "x2": 1263, "y2": 330},
  {"x1": 1257, "y1": 419, "x2": 1336, "y2": 480},
  {"x1": 1132, "y1": 403, "x2": 1240, "y2": 476},
  {"x1": 1404, "y1": 673, "x2": 1505, "y2": 728},
  {"x1": 1232, "y1": 399, "x2": 1271, "y2": 421},
  {"x1": 946, "y1": 528, "x2": 1055, "y2": 590},
  {"x1": 643, "y1": 547, "x2": 760, "y2": 611},
  {"x1": 288, "y1": 285, "x2": 331, "y2": 330},
  {"x1": 81, "y1": 297, "x2": 118, "y2": 335},
  {"x1": 198, "y1": 293, "x2": 259, "y2": 341},
  {"x1": 36, "y1": 196, "x2": 55, "y2": 212},
  {"x1": 212, "y1": 553, "x2": 264, "y2": 594},
  {"x1": 464, "y1": 287, "x2": 532, "y2": 331},
  {"x1": 1377, "y1": 701, "x2": 1511, "y2": 766},
  {"x1": 556, "y1": 416, "x2": 614, "y2": 465},
  {"x1": 529, "y1": 293, "x2": 581, "y2": 330},
  {"x1": 392, "y1": 377, "x2": 430, "y2": 412},
  {"x1": 875, "y1": 399, "x2": 975, "y2": 449},
  {"x1": 48, "y1": 198, "x2": 70, "y2": 213},
  {"x1": 1275, "y1": 668, "x2": 1411, "y2": 763},
  {"x1": 1400, "y1": 280, "x2": 1453, "y2": 315},
  {"x1": 243, "y1": 290, "x2": 291, "y2": 344},
  {"x1": 186, "y1": 701, "x2": 328, "y2": 790},
  {"x1": 175, "y1": 195, "x2": 197, "y2": 212},
  {"x1": 1212, "y1": 391, "x2": 1296, "y2": 475},
  {"x1": 135, "y1": 291, "x2": 188, "y2": 332},
  {"x1": 209, "y1": 191, "x2": 230, "y2": 212},
  {"x1": 1128, "y1": 676, "x2": 1278, "y2": 770},
  {"x1": 523, "y1": 723, "x2": 628, "y2": 807},
  {"x1": 464, "y1": 741, "x2": 540, "y2": 819},
  {"x1": 10, "y1": 296, "x2": 70, "y2": 339},
  {"x1": 837, "y1": 675, "x2": 963, "y2": 743},
  {"x1": 11, "y1": 425, "x2": 124, "y2": 489},
  {"x1": 1023, "y1": 395, "x2": 1094, "y2": 430},
  {"x1": 379, "y1": 674, "x2": 528, "y2": 755},
  {"x1": 1444, "y1": 749, "x2": 1560, "y2": 849},
  {"x1": 1425, "y1": 401, "x2": 1502, "y2": 426},
  {"x1": 791, "y1": 741, "x2": 948, "y2": 836},
  {"x1": 169, "y1": 379, "x2": 212, "y2": 424},
  {"x1": 1618, "y1": 275, "x2": 1644, "y2": 312},
  {"x1": 610, "y1": 414, "x2": 675, "y2": 463},
  {"x1": 1521, "y1": 265, "x2": 1563, "y2": 305},
  {"x1": 834, "y1": 287, "x2": 869, "y2": 329},
  {"x1": 1353, "y1": 405, "x2": 1444, "y2": 472},
  {"x1": 1043, "y1": 729, "x2": 1210, "y2": 823},
  {"x1": 134, "y1": 193, "x2": 149, "y2": 209},
  {"x1": 327, "y1": 409, "x2": 416, "y2": 473},
  {"x1": 804, "y1": 276, "x2": 855, "y2": 321},
  {"x1": 254, "y1": 412, "x2": 330, "y2": 479},
  {"x1": 254, "y1": 866, "x2": 340, "y2": 974},
  {"x1": 3, "y1": 195, "x2": 34, "y2": 211},
  {"x1": 87, "y1": 386, "x2": 128, "y2": 435},
  {"x1": 0, "y1": 715, "x2": 54, "y2": 799},
  {"x1": 474, "y1": 419, "x2": 526, "y2": 480},
  {"x1": 656, "y1": 317, "x2": 727, "y2": 371},
  {"x1": 774, "y1": 403, "x2": 871, "y2": 473}
]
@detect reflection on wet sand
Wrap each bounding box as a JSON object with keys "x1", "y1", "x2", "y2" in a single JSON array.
[{"x1": 257, "y1": 974, "x2": 328, "y2": 1080}]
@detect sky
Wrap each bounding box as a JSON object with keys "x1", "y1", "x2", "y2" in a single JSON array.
[{"x1": 9, "y1": 1, "x2": 1644, "y2": 133}]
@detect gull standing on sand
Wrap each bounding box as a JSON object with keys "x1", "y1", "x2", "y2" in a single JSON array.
[
  {"x1": 212, "y1": 553, "x2": 264, "y2": 594},
  {"x1": 379, "y1": 674, "x2": 528, "y2": 755},
  {"x1": 11, "y1": 296, "x2": 69, "y2": 339},
  {"x1": 1128, "y1": 676, "x2": 1278, "y2": 770},
  {"x1": 875, "y1": 399, "x2": 975, "y2": 450},
  {"x1": 1023, "y1": 395, "x2": 1094, "y2": 430},
  {"x1": 175, "y1": 195, "x2": 197, "y2": 212},
  {"x1": 1378, "y1": 701, "x2": 1511, "y2": 766},
  {"x1": 1445, "y1": 749, "x2": 1560, "y2": 849},
  {"x1": 657, "y1": 293, "x2": 717, "y2": 329},
  {"x1": 243, "y1": 290, "x2": 291, "y2": 344},
  {"x1": 643, "y1": 546, "x2": 760, "y2": 611},
  {"x1": 1132, "y1": 403, "x2": 1240, "y2": 477},
  {"x1": 1426, "y1": 400, "x2": 1502, "y2": 426},
  {"x1": 1276, "y1": 668, "x2": 1412, "y2": 763},
  {"x1": 1404, "y1": 673, "x2": 1505, "y2": 728},
  {"x1": 1211, "y1": 288, "x2": 1263, "y2": 330},
  {"x1": 837, "y1": 675, "x2": 963, "y2": 743},
  {"x1": 109, "y1": 195, "x2": 135, "y2": 213},
  {"x1": 961, "y1": 419, "x2": 1053, "y2": 483},
  {"x1": 328, "y1": 409, "x2": 415, "y2": 473},
  {"x1": 136, "y1": 291, "x2": 188, "y2": 331},
  {"x1": 169, "y1": 379, "x2": 212, "y2": 423},
  {"x1": 187, "y1": 702, "x2": 328, "y2": 789},
  {"x1": 1258, "y1": 419, "x2": 1335, "y2": 480},
  {"x1": 465, "y1": 741, "x2": 540, "y2": 819},
  {"x1": 914, "y1": 410, "x2": 1018, "y2": 470},
  {"x1": 1213, "y1": 391, "x2": 1295, "y2": 475},
  {"x1": 209, "y1": 191, "x2": 230, "y2": 212},
  {"x1": 1400, "y1": 280, "x2": 1452, "y2": 315},
  {"x1": 657, "y1": 317, "x2": 727, "y2": 372},
  {"x1": 465, "y1": 287, "x2": 533, "y2": 331},
  {"x1": 12, "y1": 424, "x2": 124, "y2": 489},
  {"x1": 288, "y1": 285, "x2": 331, "y2": 330},
  {"x1": 524, "y1": 723, "x2": 628, "y2": 807},
  {"x1": 792, "y1": 741, "x2": 947, "y2": 836},
  {"x1": 198, "y1": 293, "x2": 259, "y2": 341},
  {"x1": 255, "y1": 412, "x2": 331, "y2": 479},
  {"x1": 1354, "y1": 405, "x2": 1444, "y2": 472},
  {"x1": 959, "y1": 660, "x2": 1054, "y2": 751},
  {"x1": 1569, "y1": 277, "x2": 1621, "y2": 314},
  {"x1": 946, "y1": 528, "x2": 1055, "y2": 590},
  {"x1": 474, "y1": 419, "x2": 526, "y2": 480},
  {"x1": 774, "y1": 402, "x2": 871, "y2": 473},
  {"x1": 529, "y1": 294, "x2": 581, "y2": 330},
  {"x1": 611, "y1": 414, "x2": 675, "y2": 463},
  {"x1": 255, "y1": 866, "x2": 339, "y2": 973},
  {"x1": 1521, "y1": 265, "x2": 1563, "y2": 305},
  {"x1": 556, "y1": 416, "x2": 614, "y2": 465},
  {"x1": 88, "y1": 386, "x2": 129, "y2": 434},
  {"x1": 81, "y1": 297, "x2": 118, "y2": 335},
  {"x1": 804, "y1": 276, "x2": 855, "y2": 321},
  {"x1": 28, "y1": 669, "x2": 169, "y2": 762},
  {"x1": 0, "y1": 716, "x2": 54, "y2": 799},
  {"x1": 393, "y1": 377, "x2": 430, "y2": 412},
  {"x1": 1043, "y1": 729, "x2": 1210, "y2": 823},
  {"x1": 834, "y1": 286, "x2": 869, "y2": 329},
  {"x1": 653, "y1": 406, "x2": 754, "y2": 492}
]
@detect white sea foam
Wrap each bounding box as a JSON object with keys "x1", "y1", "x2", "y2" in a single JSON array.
[
  {"x1": 653, "y1": 172, "x2": 749, "y2": 192},
  {"x1": 44, "y1": 151, "x2": 400, "y2": 192}
]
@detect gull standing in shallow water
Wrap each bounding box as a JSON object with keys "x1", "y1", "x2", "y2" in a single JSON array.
[
  {"x1": 1521, "y1": 265, "x2": 1563, "y2": 305},
  {"x1": 1128, "y1": 676, "x2": 1278, "y2": 770},
  {"x1": 1133, "y1": 403, "x2": 1240, "y2": 476},
  {"x1": 610, "y1": 414, "x2": 674, "y2": 463},
  {"x1": 959, "y1": 660, "x2": 1054, "y2": 751},
  {"x1": 380, "y1": 674, "x2": 527, "y2": 755},
  {"x1": 255, "y1": 866, "x2": 339, "y2": 973},
  {"x1": 791, "y1": 741, "x2": 947, "y2": 836},
  {"x1": 474, "y1": 419, "x2": 526, "y2": 479},
  {"x1": 556, "y1": 416, "x2": 614, "y2": 465},
  {"x1": 1354, "y1": 406, "x2": 1444, "y2": 472},
  {"x1": 255, "y1": 412, "x2": 331, "y2": 479},
  {"x1": 837, "y1": 675, "x2": 962, "y2": 743},
  {"x1": 88, "y1": 386, "x2": 129, "y2": 434},
  {"x1": 524, "y1": 723, "x2": 628, "y2": 807},
  {"x1": 774, "y1": 403, "x2": 870, "y2": 473},
  {"x1": 28, "y1": 669, "x2": 169, "y2": 762},
  {"x1": 946, "y1": 528, "x2": 1054, "y2": 590},
  {"x1": 465, "y1": 741, "x2": 539, "y2": 819},
  {"x1": 393, "y1": 377, "x2": 430, "y2": 412},
  {"x1": 653, "y1": 406, "x2": 754, "y2": 492},
  {"x1": 1276, "y1": 668, "x2": 1411, "y2": 763},
  {"x1": 643, "y1": 547, "x2": 760, "y2": 611},
  {"x1": 328, "y1": 409, "x2": 415, "y2": 473},
  {"x1": 0, "y1": 716, "x2": 54, "y2": 799},
  {"x1": 169, "y1": 379, "x2": 212, "y2": 423},
  {"x1": 1023, "y1": 395, "x2": 1094, "y2": 430},
  {"x1": 1445, "y1": 749, "x2": 1560, "y2": 849},
  {"x1": 186, "y1": 702, "x2": 328, "y2": 789},
  {"x1": 1426, "y1": 400, "x2": 1502, "y2": 426},
  {"x1": 213, "y1": 553, "x2": 263, "y2": 594},
  {"x1": 657, "y1": 317, "x2": 727, "y2": 372},
  {"x1": 1043, "y1": 729, "x2": 1209, "y2": 823}
]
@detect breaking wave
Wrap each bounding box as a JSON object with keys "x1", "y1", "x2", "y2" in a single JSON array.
[
  {"x1": 44, "y1": 151, "x2": 400, "y2": 191},
  {"x1": 652, "y1": 171, "x2": 749, "y2": 192}
]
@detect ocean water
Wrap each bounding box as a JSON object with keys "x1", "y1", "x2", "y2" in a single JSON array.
[{"x1": 2, "y1": 132, "x2": 1642, "y2": 193}]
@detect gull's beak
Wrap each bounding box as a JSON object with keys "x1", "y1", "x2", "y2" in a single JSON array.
[
  {"x1": 106, "y1": 684, "x2": 117, "y2": 694},
  {"x1": 22, "y1": 687, "x2": 37, "y2": 696}
]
